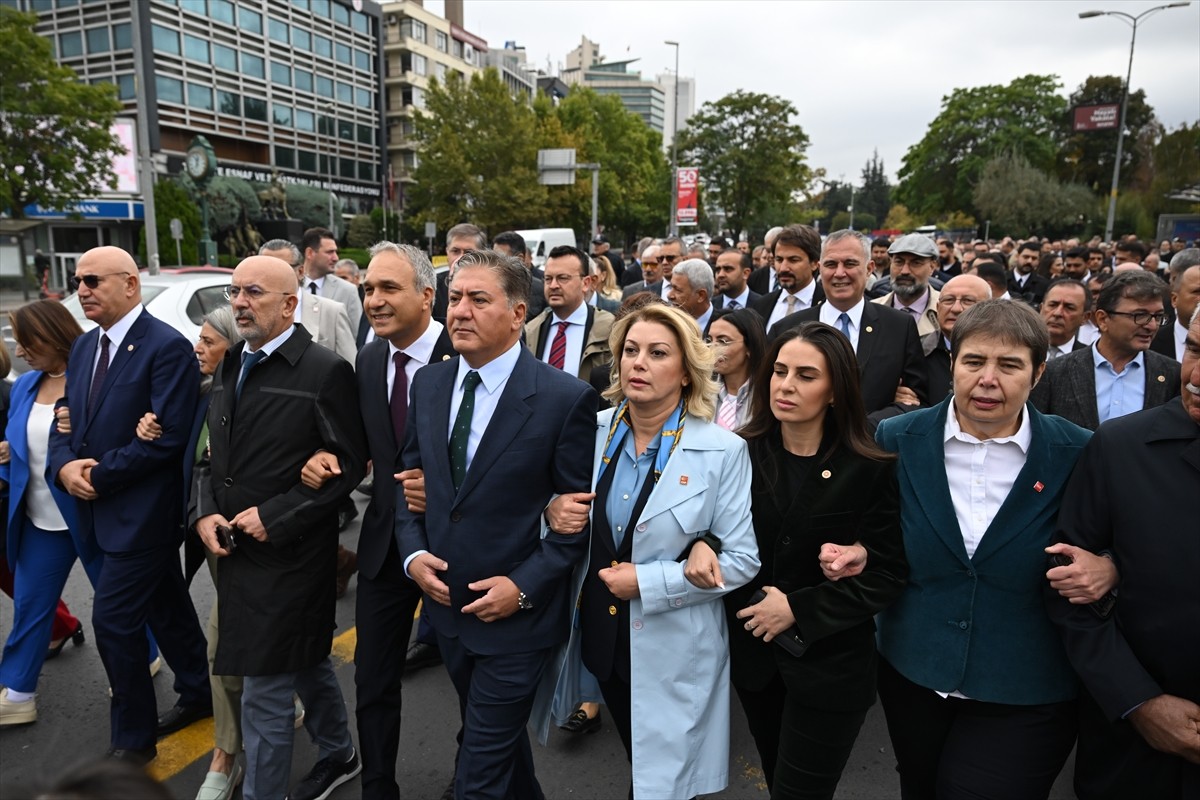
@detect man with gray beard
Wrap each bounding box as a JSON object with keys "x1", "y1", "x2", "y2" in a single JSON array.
[{"x1": 872, "y1": 233, "x2": 941, "y2": 337}]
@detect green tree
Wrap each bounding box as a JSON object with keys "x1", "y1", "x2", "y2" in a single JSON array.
[
  {"x1": 407, "y1": 69, "x2": 549, "y2": 237},
  {"x1": 0, "y1": 7, "x2": 124, "y2": 217},
  {"x1": 1057, "y1": 76, "x2": 1155, "y2": 191},
  {"x1": 676, "y1": 90, "x2": 812, "y2": 239},
  {"x1": 347, "y1": 213, "x2": 376, "y2": 248},
  {"x1": 552, "y1": 87, "x2": 670, "y2": 245},
  {"x1": 138, "y1": 179, "x2": 200, "y2": 266},
  {"x1": 972, "y1": 151, "x2": 1094, "y2": 238},
  {"x1": 896, "y1": 74, "x2": 1067, "y2": 220},
  {"x1": 369, "y1": 206, "x2": 402, "y2": 243},
  {"x1": 858, "y1": 150, "x2": 892, "y2": 223}
]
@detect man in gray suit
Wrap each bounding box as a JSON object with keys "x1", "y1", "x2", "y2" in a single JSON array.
[
  {"x1": 1031, "y1": 271, "x2": 1180, "y2": 430},
  {"x1": 300, "y1": 227, "x2": 362, "y2": 334},
  {"x1": 261, "y1": 240, "x2": 356, "y2": 365}
]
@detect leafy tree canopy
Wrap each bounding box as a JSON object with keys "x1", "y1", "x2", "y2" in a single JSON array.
[
  {"x1": 896, "y1": 74, "x2": 1067, "y2": 220},
  {"x1": 0, "y1": 7, "x2": 124, "y2": 218},
  {"x1": 973, "y1": 151, "x2": 1094, "y2": 238},
  {"x1": 676, "y1": 90, "x2": 812, "y2": 239}
]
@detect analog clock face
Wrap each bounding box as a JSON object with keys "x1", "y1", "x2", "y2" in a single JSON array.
[{"x1": 186, "y1": 149, "x2": 207, "y2": 178}]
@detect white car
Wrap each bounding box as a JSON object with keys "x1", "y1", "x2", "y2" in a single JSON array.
[{"x1": 5, "y1": 268, "x2": 232, "y2": 376}]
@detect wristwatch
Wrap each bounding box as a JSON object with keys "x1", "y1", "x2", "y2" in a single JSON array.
[{"x1": 517, "y1": 591, "x2": 533, "y2": 610}]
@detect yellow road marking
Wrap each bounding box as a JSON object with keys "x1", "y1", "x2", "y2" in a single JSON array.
[{"x1": 150, "y1": 625, "x2": 360, "y2": 783}]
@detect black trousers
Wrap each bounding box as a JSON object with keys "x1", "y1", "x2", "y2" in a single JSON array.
[
  {"x1": 353, "y1": 542, "x2": 422, "y2": 800},
  {"x1": 877, "y1": 658, "x2": 1077, "y2": 800},
  {"x1": 733, "y1": 671, "x2": 786, "y2": 791}
]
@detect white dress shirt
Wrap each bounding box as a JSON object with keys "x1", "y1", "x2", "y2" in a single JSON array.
[
  {"x1": 1076, "y1": 321, "x2": 1100, "y2": 346},
  {"x1": 387, "y1": 319, "x2": 445, "y2": 406},
  {"x1": 943, "y1": 403, "x2": 1032, "y2": 560},
  {"x1": 694, "y1": 303, "x2": 714, "y2": 333},
  {"x1": 766, "y1": 280, "x2": 817, "y2": 329},
  {"x1": 539, "y1": 303, "x2": 587, "y2": 375},
  {"x1": 819, "y1": 297, "x2": 866, "y2": 352},
  {"x1": 93, "y1": 304, "x2": 144, "y2": 379},
  {"x1": 448, "y1": 339, "x2": 522, "y2": 472},
  {"x1": 1172, "y1": 318, "x2": 1188, "y2": 361}
]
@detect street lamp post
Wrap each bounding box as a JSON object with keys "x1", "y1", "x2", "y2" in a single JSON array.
[
  {"x1": 665, "y1": 40, "x2": 680, "y2": 237},
  {"x1": 1079, "y1": 2, "x2": 1190, "y2": 244}
]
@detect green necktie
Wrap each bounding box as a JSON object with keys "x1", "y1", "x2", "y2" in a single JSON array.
[{"x1": 449, "y1": 371, "x2": 482, "y2": 492}]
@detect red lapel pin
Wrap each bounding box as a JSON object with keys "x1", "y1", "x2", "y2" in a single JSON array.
[{"x1": 1033, "y1": 481, "x2": 1044, "y2": 493}]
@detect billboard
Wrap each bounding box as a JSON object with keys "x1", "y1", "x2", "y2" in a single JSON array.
[
  {"x1": 1072, "y1": 104, "x2": 1120, "y2": 132},
  {"x1": 675, "y1": 168, "x2": 698, "y2": 227}
]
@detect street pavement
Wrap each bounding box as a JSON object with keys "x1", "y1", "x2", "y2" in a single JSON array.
[{"x1": 0, "y1": 493, "x2": 1077, "y2": 799}]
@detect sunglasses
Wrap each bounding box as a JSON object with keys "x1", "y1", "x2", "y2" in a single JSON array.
[{"x1": 74, "y1": 271, "x2": 130, "y2": 289}]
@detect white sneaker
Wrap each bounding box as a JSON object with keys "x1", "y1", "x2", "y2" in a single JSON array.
[{"x1": 0, "y1": 688, "x2": 37, "y2": 726}]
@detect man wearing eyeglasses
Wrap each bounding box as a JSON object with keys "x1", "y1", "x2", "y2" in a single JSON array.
[
  {"x1": 624, "y1": 237, "x2": 682, "y2": 301},
  {"x1": 196, "y1": 256, "x2": 368, "y2": 800},
  {"x1": 1032, "y1": 271, "x2": 1180, "y2": 430},
  {"x1": 920, "y1": 274, "x2": 993, "y2": 403},
  {"x1": 48, "y1": 246, "x2": 211, "y2": 766},
  {"x1": 525, "y1": 246, "x2": 613, "y2": 383}
]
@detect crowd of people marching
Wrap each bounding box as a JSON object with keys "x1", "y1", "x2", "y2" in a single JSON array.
[{"x1": 0, "y1": 222, "x2": 1196, "y2": 800}]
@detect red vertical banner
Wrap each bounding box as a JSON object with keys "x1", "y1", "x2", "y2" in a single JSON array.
[{"x1": 675, "y1": 168, "x2": 699, "y2": 227}]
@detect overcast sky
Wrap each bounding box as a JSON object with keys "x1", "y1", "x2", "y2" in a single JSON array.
[{"x1": 427, "y1": 0, "x2": 1200, "y2": 185}]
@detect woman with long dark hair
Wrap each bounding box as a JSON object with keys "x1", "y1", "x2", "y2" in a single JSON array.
[{"x1": 703, "y1": 321, "x2": 908, "y2": 799}]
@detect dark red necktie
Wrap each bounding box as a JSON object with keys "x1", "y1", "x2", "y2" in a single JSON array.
[
  {"x1": 548, "y1": 321, "x2": 569, "y2": 370},
  {"x1": 390, "y1": 351, "x2": 410, "y2": 443},
  {"x1": 87, "y1": 334, "x2": 110, "y2": 418}
]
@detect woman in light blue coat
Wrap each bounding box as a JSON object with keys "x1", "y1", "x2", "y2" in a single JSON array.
[{"x1": 548, "y1": 303, "x2": 760, "y2": 799}]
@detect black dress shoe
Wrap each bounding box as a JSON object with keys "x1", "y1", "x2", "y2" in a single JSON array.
[
  {"x1": 46, "y1": 621, "x2": 85, "y2": 660},
  {"x1": 559, "y1": 707, "x2": 602, "y2": 734},
  {"x1": 106, "y1": 745, "x2": 157, "y2": 766},
  {"x1": 156, "y1": 703, "x2": 213, "y2": 736},
  {"x1": 405, "y1": 642, "x2": 442, "y2": 672}
]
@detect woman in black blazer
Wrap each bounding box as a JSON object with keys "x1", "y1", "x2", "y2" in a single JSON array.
[{"x1": 697, "y1": 321, "x2": 908, "y2": 799}]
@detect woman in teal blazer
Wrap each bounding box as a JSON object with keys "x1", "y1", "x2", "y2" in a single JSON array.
[{"x1": 873, "y1": 300, "x2": 1106, "y2": 799}]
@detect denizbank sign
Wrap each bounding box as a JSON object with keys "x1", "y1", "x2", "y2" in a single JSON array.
[{"x1": 23, "y1": 200, "x2": 145, "y2": 220}]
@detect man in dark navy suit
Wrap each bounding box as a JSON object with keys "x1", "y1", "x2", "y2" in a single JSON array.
[
  {"x1": 48, "y1": 246, "x2": 210, "y2": 765},
  {"x1": 397, "y1": 250, "x2": 596, "y2": 800},
  {"x1": 303, "y1": 241, "x2": 458, "y2": 800}
]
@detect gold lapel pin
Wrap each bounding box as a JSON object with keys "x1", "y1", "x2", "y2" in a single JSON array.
[
  {"x1": 1157, "y1": 375, "x2": 1165, "y2": 382},
  {"x1": 127, "y1": 344, "x2": 135, "y2": 351},
  {"x1": 821, "y1": 469, "x2": 832, "y2": 479},
  {"x1": 442, "y1": 355, "x2": 451, "y2": 361},
  {"x1": 865, "y1": 326, "x2": 874, "y2": 333}
]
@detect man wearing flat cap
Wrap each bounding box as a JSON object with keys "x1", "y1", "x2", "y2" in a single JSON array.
[{"x1": 872, "y1": 234, "x2": 943, "y2": 337}]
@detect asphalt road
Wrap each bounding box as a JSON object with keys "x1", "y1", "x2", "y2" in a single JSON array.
[{"x1": 0, "y1": 493, "x2": 1077, "y2": 799}]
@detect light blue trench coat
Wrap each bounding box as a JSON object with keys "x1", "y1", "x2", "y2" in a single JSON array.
[{"x1": 534, "y1": 409, "x2": 761, "y2": 799}]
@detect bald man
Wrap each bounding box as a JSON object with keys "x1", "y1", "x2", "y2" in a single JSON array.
[
  {"x1": 193, "y1": 257, "x2": 368, "y2": 800},
  {"x1": 48, "y1": 246, "x2": 211, "y2": 765},
  {"x1": 919, "y1": 274, "x2": 993, "y2": 403}
]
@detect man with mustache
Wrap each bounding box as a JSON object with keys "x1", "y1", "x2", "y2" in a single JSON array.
[
  {"x1": 873, "y1": 234, "x2": 942, "y2": 337},
  {"x1": 1042, "y1": 279, "x2": 1092, "y2": 360},
  {"x1": 1031, "y1": 271, "x2": 1180, "y2": 430},
  {"x1": 1045, "y1": 306, "x2": 1200, "y2": 798}
]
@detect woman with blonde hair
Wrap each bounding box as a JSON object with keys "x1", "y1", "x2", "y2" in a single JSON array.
[{"x1": 549, "y1": 303, "x2": 760, "y2": 798}]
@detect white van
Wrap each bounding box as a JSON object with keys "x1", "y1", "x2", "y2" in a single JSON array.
[{"x1": 516, "y1": 228, "x2": 578, "y2": 268}]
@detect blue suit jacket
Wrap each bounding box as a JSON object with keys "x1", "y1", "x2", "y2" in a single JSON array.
[
  {"x1": 875, "y1": 397, "x2": 1091, "y2": 705},
  {"x1": 395, "y1": 346, "x2": 596, "y2": 656},
  {"x1": 1, "y1": 370, "x2": 87, "y2": 564},
  {"x1": 48, "y1": 309, "x2": 199, "y2": 553}
]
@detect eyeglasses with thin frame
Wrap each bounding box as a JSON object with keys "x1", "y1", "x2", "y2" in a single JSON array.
[
  {"x1": 1104, "y1": 309, "x2": 1166, "y2": 327},
  {"x1": 224, "y1": 285, "x2": 292, "y2": 302},
  {"x1": 74, "y1": 271, "x2": 130, "y2": 289},
  {"x1": 936, "y1": 295, "x2": 981, "y2": 308},
  {"x1": 543, "y1": 273, "x2": 583, "y2": 286}
]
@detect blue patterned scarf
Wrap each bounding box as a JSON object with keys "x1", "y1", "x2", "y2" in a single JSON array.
[{"x1": 601, "y1": 399, "x2": 686, "y2": 481}]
